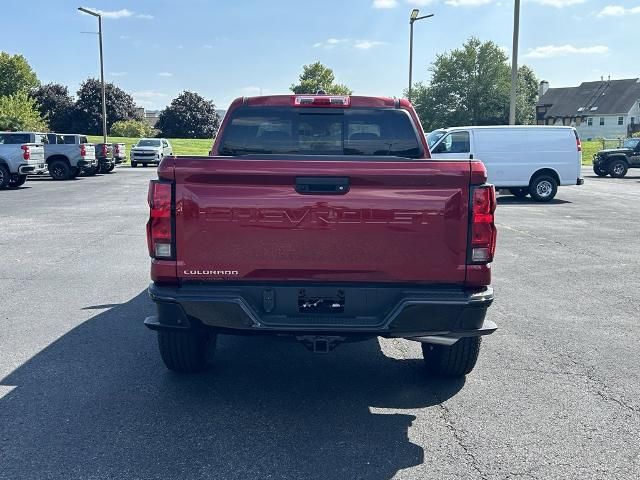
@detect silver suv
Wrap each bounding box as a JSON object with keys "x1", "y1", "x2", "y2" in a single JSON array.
[{"x1": 130, "y1": 138, "x2": 173, "y2": 167}]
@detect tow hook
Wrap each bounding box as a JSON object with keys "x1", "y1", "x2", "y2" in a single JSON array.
[{"x1": 296, "y1": 335, "x2": 346, "y2": 354}]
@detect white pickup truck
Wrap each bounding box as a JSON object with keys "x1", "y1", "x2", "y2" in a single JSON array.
[
  {"x1": 45, "y1": 133, "x2": 97, "y2": 180},
  {"x1": 0, "y1": 132, "x2": 47, "y2": 188}
]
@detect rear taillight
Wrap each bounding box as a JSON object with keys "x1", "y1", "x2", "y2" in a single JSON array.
[
  {"x1": 101, "y1": 144, "x2": 108, "y2": 156},
  {"x1": 79, "y1": 144, "x2": 86, "y2": 157},
  {"x1": 147, "y1": 180, "x2": 173, "y2": 259},
  {"x1": 115, "y1": 144, "x2": 120, "y2": 154},
  {"x1": 573, "y1": 129, "x2": 582, "y2": 152},
  {"x1": 21, "y1": 145, "x2": 30, "y2": 160},
  {"x1": 469, "y1": 185, "x2": 497, "y2": 264}
]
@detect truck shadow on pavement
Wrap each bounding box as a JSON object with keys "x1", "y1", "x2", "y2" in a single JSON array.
[
  {"x1": 497, "y1": 196, "x2": 572, "y2": 205},
  {"x1": 0, "y1": 292, "x2": 463, "y2": 480}
]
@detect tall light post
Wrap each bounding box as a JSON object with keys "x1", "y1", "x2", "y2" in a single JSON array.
[
  {"x1": 408, "y1": 9, "x2": 434, "y2": 103},
  {"x1": 78, "y1": 7, "x2": 107, "y2": 143},
  {"x1": 509, "y1": 0, "x2": 521, "y2": 125}
]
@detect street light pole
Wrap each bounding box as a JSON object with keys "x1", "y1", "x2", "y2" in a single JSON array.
[
  {"x1": 78, "y1": 7, "x2": 107, "y2": 143},
  {"x1": 408, "y1": 9, "x2": 434, "y2": 103},
  {"x1": 509, "y1": 0, "x2": 521, "y2": 125}
]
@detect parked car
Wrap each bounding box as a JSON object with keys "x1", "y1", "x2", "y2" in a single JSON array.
[
  {"x1": 131, "y1": 138, "x2": 172, "y2": 167},
  {"x1": 144, "y1": 94, "x2": 498, "y2": 378},
  {"x1": 94, "y1": 143, "x2": 115, "y2": 174},
  {"x1": 592, "y1": 137, "x2": 640, "y2": 178},
  {"x1": 113, "y1": 142, "x2": 126, "y2": 165},
  {"x1": 0, "y1": 131, "x2": 47, "y2": 188},
  {"x1": 45, "y1": 133, "x2": 97, "y2": 180},
  {"x1": 427, "y1": 126, "x2": 584, "y2": 202}
]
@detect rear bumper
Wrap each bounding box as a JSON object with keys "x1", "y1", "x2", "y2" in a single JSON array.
[
  {"x1": 146, "y1": 282, "x2": 496, "y2": 339},
  {"x1": 20, "y1": 163, "x2": 48, "y2": 174}
]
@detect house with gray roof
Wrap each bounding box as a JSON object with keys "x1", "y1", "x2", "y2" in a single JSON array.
[{"x1": 536, "y1": 78, "x2": 640, "y2": 139}]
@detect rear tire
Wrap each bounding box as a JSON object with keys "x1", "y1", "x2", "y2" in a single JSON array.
[
  {"x1": 608, "y1": 159, "x2": 628, "y2": 178},
  {"x1": 593, "y1": 164, "x2": 608, "y2": 177},
  {"x1": 0, "y1": 165, "x2": 12, "y2": 188},
  {"x1": 509, "y1": 187, "x2": 528, "y2": 198},
  {"x1": 422, "y1": 337, "x2": 481, "y2": 377},
  {"x1": 8, "y1": 174, "x2": 27, "y2": 188},
  {"x1": 529, "y1": 174, "x2": 558, "y2": 202},
  {"x1": 131, "y1": 161, "x2": 137, "y2": 168},
  {"x1": 157, "y1": 330, "x2": 215, "y2": 373},
  {"x1": 106, "y1": 164, "x2": 115, "y2": 172},
  {"x1": 49, "y1": 160, "x2": 71, "y2": 180}
]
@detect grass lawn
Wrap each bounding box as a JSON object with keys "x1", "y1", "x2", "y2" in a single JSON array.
[
  {"x1": 88, "y1": 136, "x2": 212, "y2": 157},
  {"x1": 89, "y1": 135, "x2": 602, "y2": 166}
]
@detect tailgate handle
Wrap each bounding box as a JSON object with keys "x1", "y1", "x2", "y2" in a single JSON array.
[{"x1": 295, "y1": 177, "x2": 350, "y2": 195}]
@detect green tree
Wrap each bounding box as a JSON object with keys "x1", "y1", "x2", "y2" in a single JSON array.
[
  {"x1": 410, "y1": 38, "x2": 511, "y2": 131},
  {"x1": 0, "y1": 52, "x2": 39, "y2": 97},
  {"x1": 0, "y1": 92, "x2": 48, "y2": 131},
  {"x1": 515, "y1": 65, "x2": 539, "y2": 125},
  {"x1": 409, "y1": 38, "x2": 539, "y2": 130},
  {"x1": 290, "y1": 62, "x2": 352, "y2": 95},
  {"x1": 31, "y1": 83, "x2": 74, "y2": 132},
  {"x1": 72, "y1": 78, "x2": 141, "y2": 135},
  {"x1": 110, "y1": 119, "x2": 153, "y2": 137},
  {"x1": 157, "y1": 91, "x2": 220, "y2": 139}
]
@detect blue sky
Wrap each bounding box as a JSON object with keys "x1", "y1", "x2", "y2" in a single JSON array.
[{"x1": 2, "y1": 0, "x2": 638, "y2": 110}]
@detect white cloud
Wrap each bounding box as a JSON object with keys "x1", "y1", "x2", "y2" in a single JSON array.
[
  {"x1": 445, "y1": 0, "x2": 492, "y2": 6},
  {"x1": 373, "y1": 0, "x2": 398, "y2": 8},
  {"x1": 524, "y1": 44, "x2": 609, "y2": 58},
  {"x1": 597, "y1": 5, "x2": 640, "y2": 16},
  {"x1": 354, "y1": 40, "x2": 386, "y2": 50},
  {"x1": 313, "y1": 38, "x2": 349, "y2": 49},
  {"x1": 530, "y1": 0, "x2": 585, "y2": 6},
  {"x1": 79, "y1": 7, "x2": 153, "y2": 20},
  {"x1": 202, "y1": 44, "x2": 214, "y2": 49},
  {"x1": 109, "y1": 72, "x2": 127, "y2": 77},
  {"x1": 157, "y1": 72, "x2": 173, "y2": 77},
  {"x1": 406, "y1": 0, "x2": 435, "y2": 4}
]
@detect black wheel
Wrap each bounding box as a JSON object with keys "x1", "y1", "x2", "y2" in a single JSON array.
[
  {"x1": 529, "y1": 174, "x2": 558, "y2": 202},
  {"x1": 84, "y1": 166, "x2": 97, "y2": 176},
  {"x1": 8, "y1": 174, "x2": 27, "y2": 188},
  {"x1": 49, "y1": 160, "x2": 71, "y2": 180},
  {"x1": 70, "y1": 168, "x2": 80, "y2": 179},
  {"x1": 608, "y1": 159, "x2": 628, "y2": 178},
  {"x1": 98, "y1": 163, "x2": 110, "y2": 174},
  {"x1": 422, "y1": 337, "x2": 481, "y2": 377},
  {"x1": 509, "y1": 187, "x2": 528, "y2": 198},
  {"x1": 131, "y1": 161, "x2": 137, "y2": 168},
  {"x1": 106, "y1": 164, "x2": 115, "y2": 172},
  {"x1": 593, "y1": 164, "x2": 608, "y2": 177},
  {"x1": 157, "y1": 330, "x2": 215, "y2": 373},
  {"x1": 0, "y1": 164, "x2": 12, "y2": 188}
]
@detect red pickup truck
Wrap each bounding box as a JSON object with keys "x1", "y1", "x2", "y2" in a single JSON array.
[{"x1": 145, "y1": 94, "x2": 497, "y2": 377}]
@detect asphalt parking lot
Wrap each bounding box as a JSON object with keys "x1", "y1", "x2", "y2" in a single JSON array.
[{"x1": 1, "y1": 167, "x2": 639, "y2": 480}]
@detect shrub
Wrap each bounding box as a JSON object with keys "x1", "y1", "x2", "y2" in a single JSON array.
[{"x1": 110, "y1": 119, "x2": 153, "y2": 138}]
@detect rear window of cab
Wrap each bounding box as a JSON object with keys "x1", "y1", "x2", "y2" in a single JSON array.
[{"x1": 218, "y1": 107, "x2": 422, "y2": 158}]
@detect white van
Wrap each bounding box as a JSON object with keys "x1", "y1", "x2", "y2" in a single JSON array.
[{"x1": 427, "y1": 126, "x2": 584, "y2": 202}]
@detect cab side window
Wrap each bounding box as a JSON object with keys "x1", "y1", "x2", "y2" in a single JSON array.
[{"x1": 433, "y1": 131, "x2": 470, "y2": 154}]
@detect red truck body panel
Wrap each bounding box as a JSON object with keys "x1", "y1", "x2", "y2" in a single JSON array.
[
  {"x1": 164, "y1": 158, "x2": 472, "y2": 284},
  {"x1": 150, "y1": 95, "x2": 492, "y2": 288}
]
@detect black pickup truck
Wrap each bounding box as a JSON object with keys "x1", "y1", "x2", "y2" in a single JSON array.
[{"x1": 593, "y1": 137, "x2": 640, "y2": 178}]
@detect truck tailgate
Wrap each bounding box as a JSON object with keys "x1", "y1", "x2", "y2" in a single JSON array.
[{"x1": 173, "y1": 158, "x2": 471, "y2": 284}]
